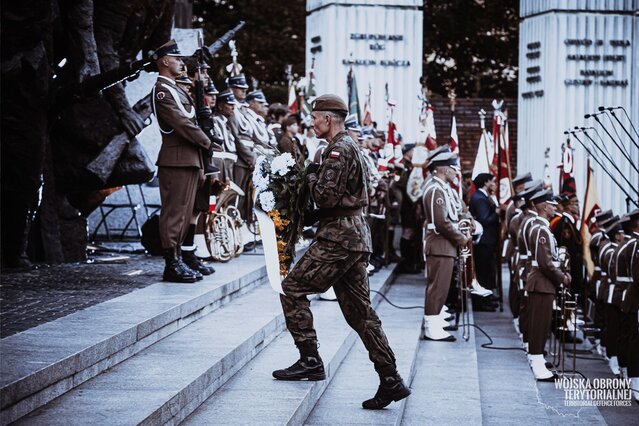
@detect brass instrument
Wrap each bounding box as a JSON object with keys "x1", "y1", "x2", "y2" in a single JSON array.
[
  {"x1": 456, "y1": 218, "x2": 475, "y2": 341},
  {"x1": 204, "y1": 185, "x2": 246, "y2": 262},
  {"x1": 551, "y1": 247, "x2": 579, "y2": 376}
]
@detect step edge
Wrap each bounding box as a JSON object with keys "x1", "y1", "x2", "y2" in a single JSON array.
[{"x1": 0, "y1": 268, "x2": 268, "y2": 423}]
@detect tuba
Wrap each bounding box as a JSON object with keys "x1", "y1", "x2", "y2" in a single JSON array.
[{"x1": 456, "y1": 218, "x2": 475, "y2": 341}]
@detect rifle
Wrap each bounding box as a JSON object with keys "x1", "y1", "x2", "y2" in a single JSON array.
[
  {"x1": 84, "y1": 22, "x2": 245, "y2": 183},
  {"x1": 194, "y1": 32, "x2": 222, "y2": 176},
  {"x1": 86, "y1": 94, "x2": 153, "y2": 183}
]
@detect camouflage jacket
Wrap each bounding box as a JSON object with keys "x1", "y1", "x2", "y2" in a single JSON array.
[{"x1": 307, "y1": 131, "x2": 372, "y2": 253}]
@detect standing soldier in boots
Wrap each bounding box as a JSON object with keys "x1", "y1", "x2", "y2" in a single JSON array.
[
  {"x1": 421, "y1": 147, "x2": 469, "y2": 341},
  {"x1": 150, "y1": 40, "x2": 211, "y2": 283},
  {"x1": 526, "y1": 189, "x2": 571, "y2": 381},
  {"x1": 272, "y1": 94, "x2": 411, "y2": 410}
]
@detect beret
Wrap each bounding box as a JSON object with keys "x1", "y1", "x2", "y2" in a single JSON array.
[{"x1": 312, "y1": 94, "x2": 348, "y2": 115}]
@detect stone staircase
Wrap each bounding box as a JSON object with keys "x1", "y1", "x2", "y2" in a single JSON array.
[{"x1": 3, "y1": 260, "x2": 625, "y2": 425}]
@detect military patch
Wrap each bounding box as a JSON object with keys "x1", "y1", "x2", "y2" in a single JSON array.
[
  {"x1": 436, "y1": 198, "x2": 444, "y2": 206},
  {"x1": 539, "y1": 236, "x2": 546, "y2": 244},
  {"x1": 156, "y1": 91, "x2": 166, "y2": 100},
  {"x1": 329, "y1": 151, "x2": 340, "y2": 159}
]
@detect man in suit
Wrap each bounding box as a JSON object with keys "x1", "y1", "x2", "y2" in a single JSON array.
[
  {"x1": 151, "y1": 40, "x2": 212, "y2": 283},
  {"x1": 470, "y1": 173, "x2": 499, "y2": 297}
]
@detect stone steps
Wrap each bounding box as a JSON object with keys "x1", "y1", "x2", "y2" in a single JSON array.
[
  {"x1": 0, "y1": 255, "x2": 271, "y2": 425},
  {"x1": 8, "y1": 259, "x2": 396, "y2": 425},
  {"x1": 180, "y1": 266, "x2": 397, "y2": 426},
  {"x1": 305, "y1": 275, "x2": 424, "y2": 426},
  {"x1": 401, "y1": 290, "x2": 483, "y2": 425}
]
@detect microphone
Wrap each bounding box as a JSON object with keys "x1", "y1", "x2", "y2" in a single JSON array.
[{"x1": 598, "y1": 106, "x2": 605, "y2": 111}]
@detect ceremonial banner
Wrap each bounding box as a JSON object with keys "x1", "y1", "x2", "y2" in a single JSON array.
[
  {"x1": 580, "y1": 160, "x2": 601, "y2": 279},
  {"x1": 347, "y1": 67, "x2": 361, "y2": 123},
  {"x1": 288, "y1": 83, "x2": 298, "y2": 114},
  {"x1": 363, "y1": 83, "x2": 373, "y2": 126},
  {"x1": 471, "y1": 129, "x2": 491, "y2": 179}
]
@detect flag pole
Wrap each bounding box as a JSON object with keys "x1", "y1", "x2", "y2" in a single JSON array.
[{"x1": 495, "y1": 102, "x2": 504, "y2": 312}]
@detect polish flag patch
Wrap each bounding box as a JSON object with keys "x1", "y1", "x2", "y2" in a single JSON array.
[{"x1": 329, "y1": 151, "x2": 340, "y2": 159}]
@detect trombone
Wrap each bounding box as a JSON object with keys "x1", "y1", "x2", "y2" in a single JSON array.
[{"x1": 456, "y1": 218, "x2": 479, "y2": 341}]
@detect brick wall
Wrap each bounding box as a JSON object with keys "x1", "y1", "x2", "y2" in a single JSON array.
[{"x1": 429, "y1": 97, "x2": 518, "y2": 176}]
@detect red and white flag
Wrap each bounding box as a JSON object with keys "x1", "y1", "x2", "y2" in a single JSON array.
[{"x1": 288, "y1": 83, "x2": 298, "y2": 114}]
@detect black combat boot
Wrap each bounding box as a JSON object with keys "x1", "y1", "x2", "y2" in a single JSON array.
[
  {"x1": 163, "y1": 248, "x2": 198, "y2": 283},
  {"x1": 273, "y1": 344, "x2": 326, "y2": 381},
  {"x1": 182, "y1": 248, "x2": 215, "y2": 276},
  {"x1": 362, "y1": 373, "x2": 411, "y2": 410},
  {"x1": 177, "y1": 247, "x2": 203, "y2": 281}
]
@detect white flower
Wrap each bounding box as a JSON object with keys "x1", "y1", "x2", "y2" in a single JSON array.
[
  {"x1": 271, "y1": 152, "x2": 296, "y2": 176},
  {"x1": 258, "y1": 191, "x2": 276, "y2": 212}
]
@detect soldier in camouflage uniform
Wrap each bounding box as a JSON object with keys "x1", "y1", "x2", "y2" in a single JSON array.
[{"x1": 272, "y1": 94, "x2": 410, "y2": 410}]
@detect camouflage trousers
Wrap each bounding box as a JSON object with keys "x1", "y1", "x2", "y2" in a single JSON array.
[{"x1": 280, "y1": 239, "x2": 397, "y2": 377}]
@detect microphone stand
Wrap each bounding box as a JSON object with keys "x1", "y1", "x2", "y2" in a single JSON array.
[
  {"x1": 604, "y1": 108, "x2": 639, "y2": 149},
  {"x1": 581, "y1": 127, "x2": 638, "y2": 173},
  {"x1": 616, "y1": 106, "x2": 639, "y2": 139},
  {"x1": 589, "y1": 114, "x2": 634, "y2": 164},
  {"x1": 570, "y1": 131, "x2": 639, "y2": 205}
]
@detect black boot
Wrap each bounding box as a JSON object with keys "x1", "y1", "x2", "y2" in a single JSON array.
[
  {"x1": 182, "y1": 248, "x2": 215, "y2": 276},
  {"x1": 398, "y1": 239, "x2": 417, "y2": 274},
  {"x1": 163, "y1": 248, "x2": 199, "y2": 283},
  {"x1": 362, "y1": 373, "x2": 411, "y2": 409},
  {"x1": 272, "y1": 355, "x2": 326, "y2": 381},
  {"x1": 177, "y1": 247, "x2": 203, "y2": 281}
]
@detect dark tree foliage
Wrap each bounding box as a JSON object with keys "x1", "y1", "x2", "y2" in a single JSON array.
[
  {"x1": 192, "y1": 0, "x2": 519, "y2": 102},
  {"x1": 423, "y1": 0, "x2": 519, "y2": 98},
  {"x1": 193, "y1": 0, "x2": 306, "y2": 103}
]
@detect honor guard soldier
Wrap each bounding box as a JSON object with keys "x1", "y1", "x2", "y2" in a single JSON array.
[
  {"x1": 245, "y1": 90, "x2": 276, "y2": 149},
  {"x1": 588, "y1": 209, "x2": 614, "y2": 342},
  {"x1": 213, "y1": 90, "x2": 240, "y2": 187},
  {"x1": 504, "y1": 173, "x2": 533, "y2": 276},
  {"x1": 514, "y1": 180, "x2": 544, "y2": 348},
  {"x1": 506, "y1": 187, "x2": 528, "y2": 326},
  {"x1": 616, "y1": 209, "x2": 639, "y2": 403},
  {"x1": 150, "y1": 40, "x2": 212, "y2": 283},
  {"x1": 599, "y1": 217, "x2": 625, "y2": 375},
  {"x1": 227, "y1": 74, "x2": 257, "y2": 219},
  {"x1": 422, "y1": 147, "x2": 469, "y2": 341},
  {"x1": 526, "y1": 189, "x2": 570, "y2": 381},
  {"x1": 272, "y1": 94, "x2": 410, "y2": 410}
]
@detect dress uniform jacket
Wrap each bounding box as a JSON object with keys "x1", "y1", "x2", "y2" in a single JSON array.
[
  {"x1": 211, "y1": 114, "x2": 238, "y2": 184},
  {"x1": 152, "y1": 76, "x2": 211, "y2": 249},
  {"x1": 526, "y1": 217, "x2": 564, "y2": 294},
  {"x1": 620, "y1": 232, "x2": 639, "y2": 313},
  {"x1": 553, "y1": 213, "x2": 583, "y2": 292},
  {"x1": 589, "y1": 230, "x2": 608, "y2": 294},
  {"x1": 422, "y1": 176, "x2": 466, "y2": 257},
  {"x1": 613, "y1": 234, "x2": 637, "y2": 309},
  {"x1": 517, "y1": 210, "x2": 542, "y2": 287},
  {"x1": 229, "y1": 108, "x2": 256, "y2": 169},
  {"x1": 599, "y1": 241, "x2": 618, "y2": 303},
  {"x1": 244, "y1": 108, "x2": 273, "y2": 150},
  {"x1": 153, "y1": 76, "x2": 211, "y2": 167}
]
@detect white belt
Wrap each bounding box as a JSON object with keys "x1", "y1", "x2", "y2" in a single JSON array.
[
  {"x1": 601, "y1": 272, "x2": 608, "y2": 277},
  {"x1": 531, "y1": 260, "x2": 560, "y2": 267},
  {"x1": 595, "y1": 280, "x2": 601, "y2": 297},
  {"x1": 212, "y1": 152, "x2": 238, "y2": 161},
  {"x1": 520, "y1": 255, "x2": 528, "y2": 260},
  {"x1": 607, "y1": 284, "x2": 615, "y2": 304},
  {"x1": 239, "y1": 139, "x2": 255, "y2": 148},
  {"x1": 617, "y1": 276, "x2": 633, "y2": 283},
  {"x1": 595, "y1": 267, "x2": 601, "y2": 272},
  {"x1": 427, "y1": 223, "x2": 436, "y2": 230},
  {"x1": 622, "y1": 289, "x2": 627, "y2": 301}
]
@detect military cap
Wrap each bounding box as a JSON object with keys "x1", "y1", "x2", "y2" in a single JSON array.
[
  {"x1": 227, "y1": 74, "x2": 249, "y2": 89},
  {"x1": 151, "y1": 40, "x2": 183, "y2": 60},
  {"x1": 531, "y1": 188, "x2": 559, "y2": 205},
  {"x1": 402, "y1": 143, "x2": 416, "y2": 154},
  {"x1": 512, "y1": 172, "x2": 533, "y2": 186},
  {"x1": 600, "y1": 215, "x2": 618, "y2": 229},
  {"x1": 175, "y1": 74, "x2": 193, "y2": 86},
  {"x1": 345, "y1": 114, "x2": 361, "y2": 130},
  {"x1": 428, "y1": 150, "x2": 459, "y2": 169},
  {"x1": 427, "y1": 144, "x2": 451, "y2": 161},
  {"x1": 246, "y1": 90, "x2": 268, "y2": 104},
  {"x1": 518, "y1": 180, "x2": 544, "y2": 201},
  {"x1": 473, "y1": 173, "x2": 495, "y2": 188},
  {"x1": 595, "y1": 209, "x2": 614, "y2": 224},
  {"x1": 560, "y1": 192, "x2": 578, "y2": 205},
  {"x1": 312, "y1": 94, "x2": 348, "y2": 115},
  {"x1": 218, "y1": 89, "x2": 238, "y2": 104},
  {"x1": 628, "y1": 208, "x2": 639, "y2": 221},
  {"x1": 205, "y1": 80, "x2": 219, "y2": 95},
  {"x1": 604, "y1": 217, "x2": 623, "y2": 237}
]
